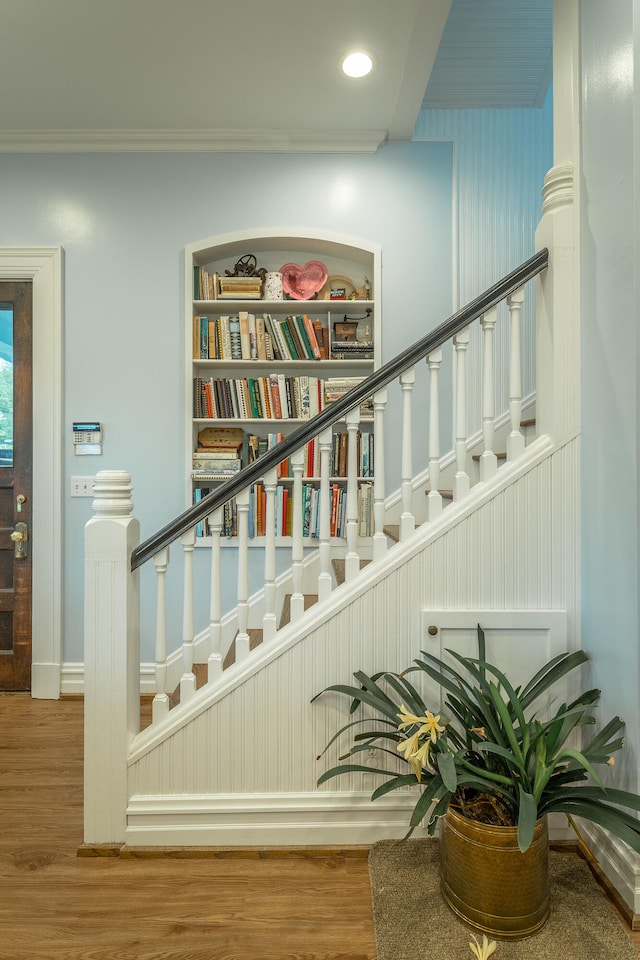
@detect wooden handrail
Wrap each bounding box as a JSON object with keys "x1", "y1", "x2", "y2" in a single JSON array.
[{"x1": 131, "y1": 248, "x2": 548, "y2": 570}]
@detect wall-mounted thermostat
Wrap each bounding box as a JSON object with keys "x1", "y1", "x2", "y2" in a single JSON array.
[{"x1": 73, "y1": 421, "x2": 102, "y2": 456}]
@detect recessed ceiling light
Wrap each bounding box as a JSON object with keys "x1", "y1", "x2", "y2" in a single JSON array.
[{"x1": 342, "y1": 51, "x2": 373, "y2": 79}]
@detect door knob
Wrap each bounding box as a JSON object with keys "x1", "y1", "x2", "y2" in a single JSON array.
[{"x1": 10, "y1": 521, "x2": 28, "y2": 558}]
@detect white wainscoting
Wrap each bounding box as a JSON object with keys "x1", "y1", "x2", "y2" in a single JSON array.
[{"x1": 124, "y1": 438, "x2": 579, "y2": 847}]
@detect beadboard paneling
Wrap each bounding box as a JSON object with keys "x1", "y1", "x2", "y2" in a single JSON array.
[
  {"x1": 413, "y1": 104, "x2": 553, "y2": 435},
  {"x1": 127, "y1": 438, "x2": 578, "y2": 844}
]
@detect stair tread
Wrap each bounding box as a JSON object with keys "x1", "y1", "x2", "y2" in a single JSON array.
[
  {"x1": 331, "y1": 558, "x2": 372, "y2": 587},
  {"x1": 426, "y1": 488, "x2": 453, "y2": 500},
  {"x1": 223, "y1": 628, "x2": 264, "y2": 670},
  {"x1": 472, "y1": 451, "x2": 507, "y2": 462},
  {"x1": 279, "y1": 593, "x2": 318, "y2": 629},
  {"x1": 168, "y1": 661, "x2": 209, "y2": 709}
]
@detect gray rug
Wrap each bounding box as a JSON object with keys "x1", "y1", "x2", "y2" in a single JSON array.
[{"x1": 369, "y1": 839, "x2": 638, "y2": 960}]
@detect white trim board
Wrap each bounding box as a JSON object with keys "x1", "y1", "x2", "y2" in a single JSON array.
[{"x1": 0, "y1": 248, "x2": 64, "y2": 698}]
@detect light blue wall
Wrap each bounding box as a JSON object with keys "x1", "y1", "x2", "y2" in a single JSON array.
[
  {"x1": 0, "y1": 102, "x2": 554, "y2": 669},
  {"x1": 580, "y1": 0, "x2": 640, "y2": 788},
  {"x1": 0, "y1": 144, "x2": 453, "y2": 661},
  {"x1": 414, "y1": 97, "x2": 553, "y2": 424}
]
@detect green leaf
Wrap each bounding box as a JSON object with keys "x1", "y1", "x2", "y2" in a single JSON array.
[
  {"x1": 371, "y1": 773, "x2": 422, "y2": 800},
  {"x1": 519, "y1": 650, "x2": 589, "y2": 710},
  {"x1": 486, "y1": 680, "x2": 525, "y2": 769},
  {"x1": 437, "y1": 750, "x2": 458, "y2": 793},
  {"x1": 544, "y1": 798, "x2": 640, "y2": 853},
  {"x1": 317, "y1": 762, "x2": 402, "y2": 786},
  {"x1": 517, "y1": 787, "x2": 538, "y2": 852}
]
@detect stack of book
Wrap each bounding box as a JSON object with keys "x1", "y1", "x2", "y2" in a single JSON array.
[
  {"x1": 218, "y1": 275, "x2": 263, "y2": 299},
  {"x1": 193, "y1": 426, "x2": 243, "y2": 479},
  {"x1": 323, "y1": 378, "x2": 373, "y2": 419},
  {"x1": 330, "y1": 339, "x2": 374, "y2": 360}
]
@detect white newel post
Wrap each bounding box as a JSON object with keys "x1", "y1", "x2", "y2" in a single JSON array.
[{"x1": 84, "y1": 470, "x2": 140, "y2": 845}]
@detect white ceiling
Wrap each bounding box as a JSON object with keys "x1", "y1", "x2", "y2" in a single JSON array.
[{"x1": 0, "y1": 0, "x2": 551, "y2": 154}]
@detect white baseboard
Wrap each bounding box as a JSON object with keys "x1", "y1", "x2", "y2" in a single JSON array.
[
  {"x1": 31, "y1": 661, "x2": 63, "y2": 699},
  {"x1": 61, "y1": 662, "x2": 158, "y2": 696},
  {"x1": 125, "y1": 791, "x2": 417, "y2": 847},
  {"x1": 578, "y1": 821, "x2": 640, "y2": 914}
]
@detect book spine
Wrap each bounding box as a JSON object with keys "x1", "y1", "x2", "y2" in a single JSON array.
[
  {"x1": 229, "y1": 317, "x2": 242, "y2": 359},
  {"x1": 302, "y1": 314, "x2": 322, "y2": 359},
  {"x1": 248, "y1": 313, "x2": 258, "y2": 360},
  {"x1": 278, "y1": 374, "x2": 289, "y2": 418},
  {"x1": 269, "y1": 373, "x2": 283, "y2": 418},
  {"x1": 278, "y1": 318, "x2": 299, "y2": 359},
  {"x1": 285, "y1": 316, "x2": 305, "y2": 359},
  {"x1": 256, "y1": 315, "x2": 267, "y2": 360},
  {"x1": 299, "y1": 375, "x2": 311, "y2": 419},
  {"x1": 200, "y1": 317, "x2": 208, "y2": 359},
  {"x1": 294, "y1": 315, "x2": 314, "y2": 359},
  {"x1": 263, "y1": 314, "x2": 285, "y2": 361},
  {"x1": 239, "y1": 311, "x2": 251, "y2": 359}
]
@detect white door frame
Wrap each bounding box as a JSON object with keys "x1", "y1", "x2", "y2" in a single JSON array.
[{"x1": 0, "y1": 247, "x2": 63, "y2": 698}]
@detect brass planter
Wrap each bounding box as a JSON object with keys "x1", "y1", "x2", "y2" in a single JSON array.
[{"x1": 440, "y1": 807, "x2": 550, "y2": 940}]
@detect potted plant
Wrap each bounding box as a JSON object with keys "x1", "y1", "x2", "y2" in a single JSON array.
[{"x1": 315, "y1": 625, "x2": 640, "y2": 939}]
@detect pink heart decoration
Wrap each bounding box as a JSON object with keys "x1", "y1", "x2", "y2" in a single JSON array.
[{"x1": 280, "y1": 260, "x2": 328, "y2": 300}]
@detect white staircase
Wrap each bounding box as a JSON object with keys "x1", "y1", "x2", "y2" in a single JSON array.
[{"x1": 84, "y1": 247, "x2": 583, "y2": 852}]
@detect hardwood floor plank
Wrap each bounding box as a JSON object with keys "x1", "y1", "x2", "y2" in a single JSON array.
[
  {"x1": 1, "y1": 692, "x2": 637, "y2": 958},
  {"x1": 0, "y1": 694, "x2": 376, "y2": 959}
]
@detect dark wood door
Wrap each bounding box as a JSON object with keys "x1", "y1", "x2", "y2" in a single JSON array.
[{"x1": 0, "y1": 282, "x2": 33, "y2": 690}]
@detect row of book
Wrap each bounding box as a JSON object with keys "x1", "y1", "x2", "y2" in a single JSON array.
[
  {"x1": 194, "y1": 374, "x2": 324, "y2": 421},
  {"x1": 194, "y1": 267, "x2": 264, "y2": 301},
  {"x1": 193, "y1": 375, "x2": 369, "y2": 422},
  {"x1": 193, "y1": 312, "x2": 329, "y2": 362},
  {"x1": 194, "y1": 481, "x2": 374, "y2": 540},
  {"x1": 192, "y1": 429, "x2": 374, "y2": 481}
]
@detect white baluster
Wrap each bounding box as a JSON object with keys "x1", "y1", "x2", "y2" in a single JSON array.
[
  {"x1": 507, "y1": 288, "x2": 525, "y2": 461},
  {"x1": 152, "y1": 546, "x2": 170, "y2": 724},
  {"x1": 426, "y1": 350, "x2": 443, "y2": 521},
  {"x1": 479, "y1": 308, "x2": 498, "y2": 481},
  {"x1": 317, "y1": 427, "x2": 333, "y2": 601},
  {"x1": 207, "y1": 507, "x2": 223, "y2": 682},
  {"x1": 290, "y1": 448, "x2": 305, "y2": 622},
  {"x1": 345, "y1": 407, "x2": 361, "y2": 582},
  {"x1": 263, "y1": 467, "x2": 278, "y2": 643},
  {"x1": 234, "y1": 487, "x2": 251, "y2": 662},
  {"x1": 399, "y1": 367, "x2": 416, "y2": 540},
  {"x1": 372, "y1": 387, "x2": 388, "y2": 561},
  {"x1": 179, "y1": 527, "x2": 196, "y2": 704},
  {"x1": 453, "y1": 330, "x2": 470, "y2": 501}
]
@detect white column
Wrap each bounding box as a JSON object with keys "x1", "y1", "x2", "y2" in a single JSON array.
[
  {"x1": 399, "y1": 367, "x2": 416, "y2": 540},
  {"x1": 179, "y1": 527, "x2": 196, "y2": 704},
  {"x1": 479, "y1": 308, "x2": 498, "y2": 481},
  {"x1": 290, "y1": 448, "x2": 305, "y2": 621},
  {"x1": 207, "y1": 507, "x2": 223, "y2": 682},
  {"x1": 453, "y1": 330, "x2": 470, "y2": 501},
  {"x1": 372, "y1": 387, "x2": 388, "y2": 560},
  {"x1": 344, "y1": 407, "x2": 361, "y2": 582},
  {"x1": 83, "y1": 469, "x2": 140, "y2": 844},
  {"x1": 263, "y1": 467, "x2": 278, "y2": 643},
  {"x1": 534, "y1": 0, "x2": 581, "y2": 444},
  {"x1": 317, "y1": 427, "x2": 333, "y2": 600},
  {"x1": 152, "y1": 546, "x2": 170, "y2": 724},
  {"x1": 506, "y1": 289, "x2": 525, "y2": 461},
  {"x1": 426, "y1": 350, "x2": 443, "y2": 521}
]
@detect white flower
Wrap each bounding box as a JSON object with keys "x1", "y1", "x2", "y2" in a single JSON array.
[{"x1": 469, "y1": 933, "x2": 497, "y2": 960}]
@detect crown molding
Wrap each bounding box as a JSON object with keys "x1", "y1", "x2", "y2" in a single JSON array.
[{"x1": 0, "y1": 128, "x2": 388, "y2": 154}]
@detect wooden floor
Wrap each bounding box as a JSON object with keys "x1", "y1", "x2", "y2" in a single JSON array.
[
  {"x1": 1, "y1": 693, "x2": 638, "y2": 960},
  {"x1": 0, "y1": 694, "x2": 375, "y2": 960}
]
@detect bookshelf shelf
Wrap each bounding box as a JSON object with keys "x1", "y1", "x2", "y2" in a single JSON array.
[{"x1": 185, "y1": 228, "x2": 381, "y2": 545}]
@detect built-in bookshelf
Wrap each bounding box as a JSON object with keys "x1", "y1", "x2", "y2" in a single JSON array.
[{"x1": 185, "y1": 229, "x2": 381, "y2": 544}]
